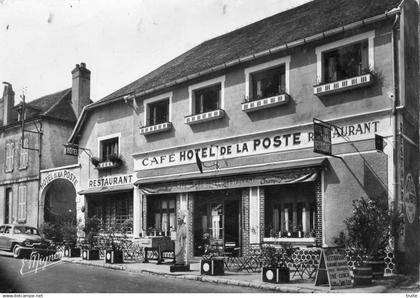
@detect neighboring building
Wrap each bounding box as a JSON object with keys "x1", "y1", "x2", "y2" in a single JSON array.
[
  {"x1": 69, "y1": 0, "x2": 419, "y2": 274},
  {"x1": 0, "y1": 63, "x2": 91, "y2": 229}
]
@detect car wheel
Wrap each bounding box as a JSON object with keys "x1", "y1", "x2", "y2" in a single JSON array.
[{"x1": 13, "y1": 245, "x2": 22, "y2": 258}]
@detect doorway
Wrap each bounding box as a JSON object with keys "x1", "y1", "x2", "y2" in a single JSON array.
[{"x1": 193, "y1": 189, "x2": 241, "y2": 256}]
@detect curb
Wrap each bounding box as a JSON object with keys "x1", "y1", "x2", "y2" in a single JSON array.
[{"x1": 61, "y1": 258, "x2": 399, "y2": 293}]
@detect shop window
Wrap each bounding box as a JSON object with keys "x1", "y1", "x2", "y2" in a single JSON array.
[
  {"x1": 315, "y1": 31, "x2": 374, "y2": 85},
  {"x1": 264, "y1": 183, "x2": 316, "y2": 239},
  {"x1": 18, "y1": 185, "x2": 27, "y2": 223},
  {"x1": 100, "y1": 137, "x2": 119, "y2": 162},
  {"x1": 5, "y1": 141, "x2": 14, "y2": 172},
  {"x1": 19, "y1": 138, "x2": 29, "y2": 170},
  {"x1": 147, "y1": 196, "x2": 176, "y2": 236},
  {"x1": 147, "y1": 99, "x2": 169, "y2": 126},
  {"x1": 193, "y1": 84, "x2": 221, "y2": 114},
  {"x1": 88, "y1": 193, "x2": 133, "y2": 233}
]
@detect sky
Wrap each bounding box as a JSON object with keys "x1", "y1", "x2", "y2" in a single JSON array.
[{"x1": 0, "y1": 0, "x2": 312, "y2": 103}]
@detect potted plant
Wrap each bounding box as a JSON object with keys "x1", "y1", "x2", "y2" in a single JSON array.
[
  {"x1": 104, "y1": 219, "x2": 131, "y2": 264},
  {"x1": 90, "y1": 156, "x2": 100, "y2": 167},
  {"x1": 108, "y1": 153, "x2": 123, "y2": 166},
  {"x1": 341, "y1": 195, "x2": 396, "y2": 285},
  {"x1": 261, "y1": 245, "x2": 290, "y2": 283},
  {"x1": 61, "y1": 221, "x2": 80, "y2": 258},
  {"x1": 81, "y1": 215, "x2": 101, "y2": 260}
]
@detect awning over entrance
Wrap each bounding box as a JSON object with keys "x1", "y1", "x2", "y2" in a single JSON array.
[
  {"x1": 78, "y1": 184, "x2": 134, "y2": 195},
  {"x1": 137, "y1": 158, "x2": 326, "y2": 195}
]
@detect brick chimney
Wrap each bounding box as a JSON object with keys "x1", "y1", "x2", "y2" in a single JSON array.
[
  {"x1": 71, "y1": 63, "x2": 91, "y2": 118},
  {"x1": 0, "y1": 82, "x2": 17, "y2": 126}
]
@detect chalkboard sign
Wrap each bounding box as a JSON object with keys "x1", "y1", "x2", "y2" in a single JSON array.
[{"x1": 314, "y1": 248, "x2": 352, "y2": 290}]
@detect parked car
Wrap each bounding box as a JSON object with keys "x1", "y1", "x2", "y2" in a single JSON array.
[{"x1": 0, "y1": 224, "x2": 54, "y2": 258}]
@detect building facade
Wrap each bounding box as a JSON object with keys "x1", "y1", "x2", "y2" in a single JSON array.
[
  {"x1": 0, "y1": 63, "x2": 91, "y2": 230},
  {"x1": 70, "y1": 0, "x2": 419, "y2": 274}
]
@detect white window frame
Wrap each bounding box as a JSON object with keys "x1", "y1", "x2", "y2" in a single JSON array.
[
  {"x1": 19, "y1": 138, "x2": 29, "y2": 170},
  {"x1": 97, "y1": 133, "x2": 121, "y2": 161},
  {"x1": 5, "y1": 141, "x2": 14, "y2": 172},
  {"x1": 188, "y1": 76, "x2": 226, "y2": 115},
  {"x1": 143, "y1": 92, "x2": 173, "y2": 126},
  {"x1": 244, "y1": 56, "x2": 291, "y2": 100},
  {"x1": 315, "y1": 30, "x2": 375, "y2": 84},
  {"x1": 18, "y1": 185, "x2": 27, "y2": 222}
]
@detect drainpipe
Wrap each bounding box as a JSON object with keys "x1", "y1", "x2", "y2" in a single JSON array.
[{"x1": 391, "y1": 9, "x2": 401, "y2": 269}]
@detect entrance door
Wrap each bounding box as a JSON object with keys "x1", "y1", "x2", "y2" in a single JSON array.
[
  {"x1": 5, "y1": 188, "x2": 11, "y2": 224},
  {"x1": 193, "y1": 189, "x2": 241, "y2": 256}
]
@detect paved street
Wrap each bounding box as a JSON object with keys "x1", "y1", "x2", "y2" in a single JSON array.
[{"x1": 0, "y1": 253, "x2": 273, "y2": 293}]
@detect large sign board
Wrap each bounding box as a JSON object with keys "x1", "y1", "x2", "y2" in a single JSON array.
[
  {"x1": 88, "y1": 174, "x2": 135, "y2": 188},
  {"x1": 314, "y1": 248, "x2": 352, "y2": 290},
  {"x1": 313, "y1": 120, "x2": 332, "y2": 155},
  {"x1": 134, "y1": 116, "x2": 392, "y2": 171}
]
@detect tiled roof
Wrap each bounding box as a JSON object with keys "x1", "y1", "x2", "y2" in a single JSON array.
[
  {"x1": 24, "y1": 88, "x2": 76, "y2": 122},
  {"x1": 96, "y1": 0, "x2": 401, "y2": 105}
]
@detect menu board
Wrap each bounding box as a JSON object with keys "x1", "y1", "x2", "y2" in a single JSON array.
[{"x1": 314, "y1": 248, "x2": 352, "y2": 289}]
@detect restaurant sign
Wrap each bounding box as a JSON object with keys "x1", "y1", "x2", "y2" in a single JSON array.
[
  {"x1": 134, "y1": 117, "x2": 391, "y2": 171},
  {"x1": 88, "y1": 174, "x2": 135, "y2": 188}
]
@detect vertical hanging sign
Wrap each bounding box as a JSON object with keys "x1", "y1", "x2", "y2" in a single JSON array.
[{"x1": 313, "y1": 119, "x2": 332, "y2": 156}]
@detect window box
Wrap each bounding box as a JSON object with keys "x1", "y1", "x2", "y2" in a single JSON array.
[
  {"x1": 313, "y1": 73, "x2": 374, "y2": 96},
  {"x1": 184, "y1": 109, "x2": 225, "y2": 125},
  {"x1": 91, "y1": 154, "x2": 123, "y2": 170},
  {"x1": 139, "y1": 122, "x2": 172, "y2": 135},
  {"x1": 242, "y1": 94, "x2": 290, "y2": 112}
]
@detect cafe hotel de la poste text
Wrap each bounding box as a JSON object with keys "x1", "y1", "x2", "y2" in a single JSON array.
[{"x1": 1, "y1": 0, "x2": 419, "y2": 275}]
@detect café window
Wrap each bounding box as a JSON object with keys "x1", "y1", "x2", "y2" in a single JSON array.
[
  {"x1": 245, "y1": 57, "x2": 290, "y2": 101},
  {"x1": 188, "y1": 76, "x2": 225, "y2": 115},
  {"x1": 99, "y1": 135, "x2": 119, "y2": 161},
  {"x1": 316, "y1": 31, "x2": 374, "y2": 84},
  {"x1": 264, "y1": 183, "x2": 316, "y2": 239},
  {"x1": 88, "y1": 193, "x2": 133, "y2": 233},
  {"x1": 147, "y1": 195, "x2": 176, "y2": 236}
]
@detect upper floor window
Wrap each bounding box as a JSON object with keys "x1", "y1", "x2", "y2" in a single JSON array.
[
  {"x1": 193, "y1": 84, "x2": 221, "y2": 114},
  {"x1": 19, "y1": 138, "x2": 29, "y2": 170},
  {"x1": 245, "y1": 57, "x2": 290, "y2": 101},
  {"x1": 148, "y1": 99, "x2": 169, "y2": 125},
  {"x1": 315, "y1": 31, "x2": 374, "y2": 84},
  {"x1": 100, "y1": 136, "x2": 119, "y2": 161},
  {"x1": 188, "y1": 76, "x2": 225, "y2": 116},
  {"x1": 143, "y1": 92, "x2": 172, "y2": 127},
  {"x1": 5, "y1": 141, "x2": 14, "y2": 172}
]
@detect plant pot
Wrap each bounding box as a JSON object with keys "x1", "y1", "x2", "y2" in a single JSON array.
[
  {"x1": 353, "y1": 264, "x2": 373, "y2": 286},
  {"x1": 64, "y1": 247, "x2": 81, "y2": 258},
  {"x1": 365, "y1": 257, "x2": 385, "y2": 279},
  {"x1": 105, "y1": 250, "x2": 124, "y2": 264},
  {"x1": 201, "y1": 258, "x2": 224, "y2": 275},
  {"x1": 82, "y1": 249, "x2": 100, "y2": 260},
  {"x1": 262, "y1": 267, "x2": 290, "y2": 283}
]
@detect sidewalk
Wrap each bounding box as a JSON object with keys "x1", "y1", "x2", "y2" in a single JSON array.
[{"x1": 61, "y1": 257, "x2": 407, "y2": 293}]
